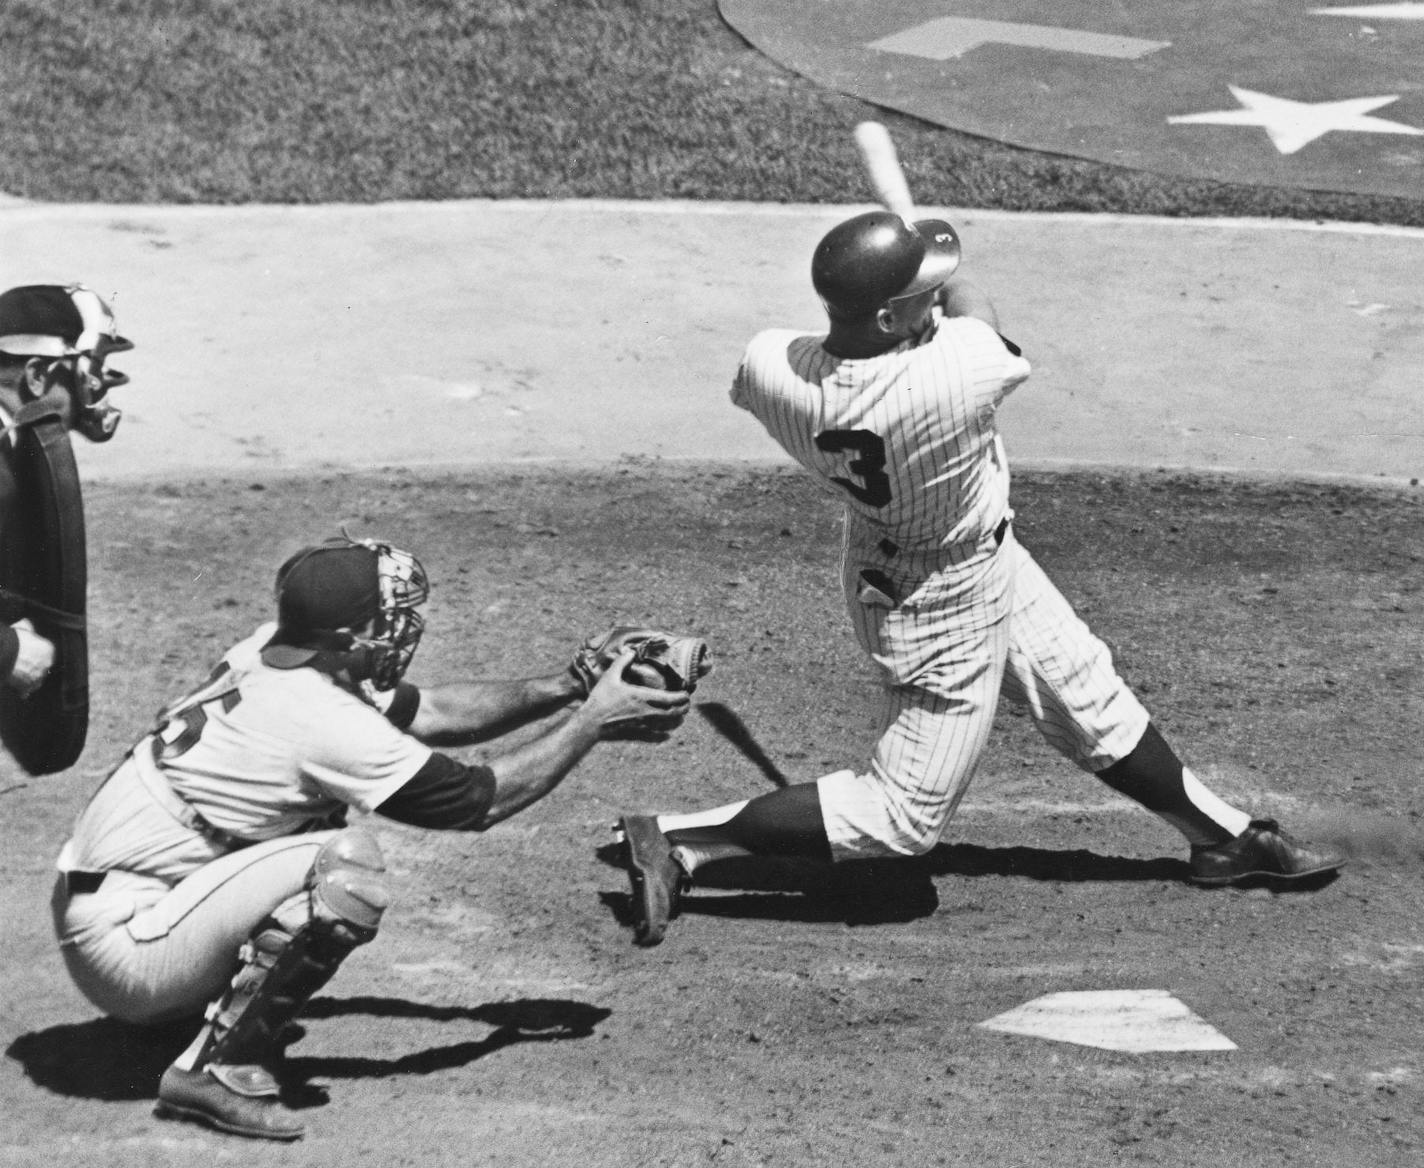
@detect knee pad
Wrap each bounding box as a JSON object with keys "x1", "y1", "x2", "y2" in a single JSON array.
[{"x1": 308, "y1": 827, "x2": 391, "y2": 937}]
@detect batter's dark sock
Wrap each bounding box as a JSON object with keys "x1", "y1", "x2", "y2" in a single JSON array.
[
  {"x1": 666, "y1": 782, "x2": 833, "y2": 868},
  {"x1": 1095, "y1": 722, "x2": 1250, "y2": 847}
]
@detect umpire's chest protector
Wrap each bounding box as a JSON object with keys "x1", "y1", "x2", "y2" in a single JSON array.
[{"x1": 0, "y1": 402, "x2": 90, "y2": 776}]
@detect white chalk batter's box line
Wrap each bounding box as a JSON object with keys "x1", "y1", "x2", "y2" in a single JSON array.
[{"x1": 956, "y1": 790, "x2": 1316, "y2": 817}]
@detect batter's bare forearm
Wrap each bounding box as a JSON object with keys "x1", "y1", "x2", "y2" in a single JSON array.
[{"x1": 938, "y1": 278, "x2": 999, "y2": 328}]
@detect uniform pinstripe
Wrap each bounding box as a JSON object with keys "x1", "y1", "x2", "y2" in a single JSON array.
[{"x1": 733, "y1": 311, "x2": 1149, "y2": 860}]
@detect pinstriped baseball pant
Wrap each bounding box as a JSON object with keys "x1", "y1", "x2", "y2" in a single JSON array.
[{"x1": 820, "y1": 529, "x2": 1149, "y2": 860}]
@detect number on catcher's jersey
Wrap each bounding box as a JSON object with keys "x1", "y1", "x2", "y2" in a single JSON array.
[
  {"x1": 153, "y1": 663, "x2": 243, "y2": 761},
  {"x1": 815, "y1": 428, "x2": 892, "y2": 507}
]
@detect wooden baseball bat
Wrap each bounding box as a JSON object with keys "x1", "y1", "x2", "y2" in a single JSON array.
[{"x1": 854, "y1": 121, "x2": 916, "y2": 224}]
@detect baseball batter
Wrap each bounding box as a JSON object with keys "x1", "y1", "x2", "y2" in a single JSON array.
[
  {"x1": 616, "y1": 210, "x2": 1342, "y2": 946},
  {"x1": 51, "y1": 535, "x2": 690, "y2": 1140}
]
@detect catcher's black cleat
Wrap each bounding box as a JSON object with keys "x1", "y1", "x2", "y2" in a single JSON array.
[
  {"x1": 617, "y1": 815, "x2": 689, "y2": 947},
  {"x1": 155, "y1": 1063, "x2": 305, "y2": 1141},
  {"x1": 1188, "y1": 819, "x2": 1344, "y2": 888}
]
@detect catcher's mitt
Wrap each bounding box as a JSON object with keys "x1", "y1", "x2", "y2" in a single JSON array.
[{"x1": 569, "y1": 626, "x2": 713, "y2": 696}]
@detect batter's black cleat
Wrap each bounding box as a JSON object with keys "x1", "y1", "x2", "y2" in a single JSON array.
[
  {"x1": 616, "y1": 815, "x2": 689, "y2": 947},
  {"x1": 1188, "y1": 819, "x2": 1344, "y2": 888},
  {"x1": 155, "y1": 1063, "x2": 305, "y2": 1141}
]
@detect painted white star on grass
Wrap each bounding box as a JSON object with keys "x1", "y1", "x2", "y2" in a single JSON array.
[{"x1": 1168, "y1": 86, "x2": 1424, "y2": 154}]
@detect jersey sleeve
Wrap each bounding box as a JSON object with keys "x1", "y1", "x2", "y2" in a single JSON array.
[
  {"x1": 937, "y1": 316, "x2": 1031, "y2": 407},
  {"x1": 300, "y1": 692, "x2": 433, "y2": 813},
  {"x1": 375, "y1": 752, "x2": 498, "y2": 830},
  {"x1": 730, "y1": 329, "x2": 802, "y2": 414}
]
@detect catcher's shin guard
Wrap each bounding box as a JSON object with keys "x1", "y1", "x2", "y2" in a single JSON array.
[{"x1": 198, "y1": 828, "x2": 390, "y2": 1069}]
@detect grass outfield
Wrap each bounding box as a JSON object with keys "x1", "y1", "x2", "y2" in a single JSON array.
[{"x1": 3, "y1": 0, "x2": 1423, "y2": 225}]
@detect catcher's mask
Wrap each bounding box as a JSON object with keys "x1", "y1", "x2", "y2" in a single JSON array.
[
  {"x1": 268, "y1": 535, "x2": 429, "y2": 691},
  {"x1": 0, "y1": 284, "x2": 133, "y2": 443}
]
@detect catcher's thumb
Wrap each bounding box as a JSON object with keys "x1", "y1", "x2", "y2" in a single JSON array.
[{"x1": 592, "y1": 646, "x2": 638, "y2": 687}]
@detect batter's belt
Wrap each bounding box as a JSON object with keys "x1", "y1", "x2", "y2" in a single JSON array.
[
  {"x1": 873, "y1": 515, "x2": 1010, "y2": 561},
  {"x1": 857, "y1": 516, "x2": 1011, "y2": 607}
]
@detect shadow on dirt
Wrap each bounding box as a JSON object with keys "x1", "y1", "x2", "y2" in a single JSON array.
[
  {"x1": 292, "y1": 995, "x2": 612, "y2": 1079},
  {"x1": 6, "y1": 996, "x2": 611, "y2": 1101},
  {"x1": 593, "y1": 839, "x2": 1256, "y2": 930},
  {"x1": 923, "y1": 843, "x2": 1188, "y2": 884},
  {"x1": 696, "y1": 702, "x2": 792, "y2": 787},
  {"x1": 6, "y1": 1016, "x2": 195, "y2": 1102}
]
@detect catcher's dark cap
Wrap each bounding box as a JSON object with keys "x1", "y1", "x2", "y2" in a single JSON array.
[
  {"x1": 0, "y1": 285, "x2": 85, "y2": 357},
  {"x1": 266, "y1": 544, "x2": 380, "y2": 667}
]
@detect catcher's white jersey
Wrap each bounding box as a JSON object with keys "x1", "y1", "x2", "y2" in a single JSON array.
[
  {"x1": 731, "y1": 312, "x2": 1030, "y2": 554},
  {"x1": 58, "y1": 622, "x2": 430, "y2": 883}
]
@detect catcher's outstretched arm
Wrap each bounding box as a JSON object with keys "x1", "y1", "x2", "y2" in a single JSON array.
[
  {"x1": 477, "y1": 651, "x2": 690, "y2": 827},
  {"x1": 409, "y1": 671, "x2": 584, "y2": 745}
]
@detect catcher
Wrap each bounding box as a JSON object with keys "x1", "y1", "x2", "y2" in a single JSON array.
[{"x1": 50, "y1": 533, "x2": 706, "y2": 1141}]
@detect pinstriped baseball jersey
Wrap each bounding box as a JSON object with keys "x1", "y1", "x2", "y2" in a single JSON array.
[
  {"x1": 731, "y1": 311, "x2": 1030, "y2": 553},
  {"x1": 730, "y1": 308, "x2": 1149, "y2": 860}
]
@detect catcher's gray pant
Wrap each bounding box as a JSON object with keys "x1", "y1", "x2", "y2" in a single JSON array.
[
  {"x1": 52, "y1": 831, "x2": 340, "y2": 1025},
  {"x1": 820, "y1": 528, "x2": 1150, "y2": 860}
]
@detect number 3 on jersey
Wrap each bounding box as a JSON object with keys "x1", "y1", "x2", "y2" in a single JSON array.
[{"x1": 815, "y1": 429, "x2": 892, "y2": 507}]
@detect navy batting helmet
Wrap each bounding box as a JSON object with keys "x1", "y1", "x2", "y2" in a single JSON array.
[{"x1": 811, "y1": 211, "x2": 961, "y2": 320}]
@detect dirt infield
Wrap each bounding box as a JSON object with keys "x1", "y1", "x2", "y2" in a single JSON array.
[{"x1": 2, "y1": 463, "x2": 1420, "y2": 1167}]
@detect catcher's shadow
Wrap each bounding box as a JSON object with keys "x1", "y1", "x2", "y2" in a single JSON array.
[
  {"x1": 293, "y1": 995, "x2": 611, "y2": 1079},
  {"x1": 6, "y1": 996, "x2": 611, "y2": 1103}
]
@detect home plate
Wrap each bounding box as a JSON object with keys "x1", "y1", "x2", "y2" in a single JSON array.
[{"x1": 977, "y1": 990, "x2": 1237, "y2": 1052}]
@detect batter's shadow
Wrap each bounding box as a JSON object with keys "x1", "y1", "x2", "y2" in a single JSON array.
[
  {"x1": 6, "y1": 996, "x2": 610, "y2": 1104},
  {"x1": 596, "y1": 840, "x2": 1198, "y2": 930}
]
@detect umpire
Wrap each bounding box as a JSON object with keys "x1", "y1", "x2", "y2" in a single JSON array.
[
  {"x1": 0, "y1": 283, "x2": 131, "y2": 764},
  {"x1": 51, "y1": 534, "x2": 690, "y2": 1141}
]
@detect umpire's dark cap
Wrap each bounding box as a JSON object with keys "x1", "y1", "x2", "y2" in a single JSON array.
[
  {"x1": 0, "y1": 285, "x2": 86, "y2": 357},
  {"x1": 266, "y1": 544, "x2": 380, "y2": 665}
]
